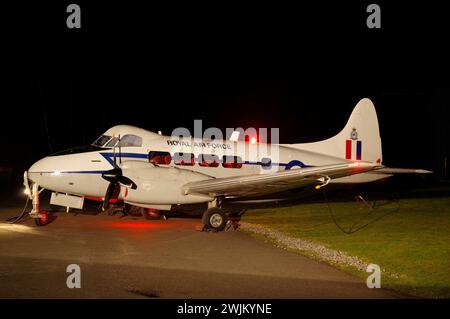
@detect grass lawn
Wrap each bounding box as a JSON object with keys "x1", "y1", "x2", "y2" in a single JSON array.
[{"x1": 242, "y1": 195, "x2": 450, "y2": 298}]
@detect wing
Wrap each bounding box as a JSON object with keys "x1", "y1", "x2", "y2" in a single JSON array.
[{"x1": 182, "y1": 162, "x2": 380, "y2": 197}]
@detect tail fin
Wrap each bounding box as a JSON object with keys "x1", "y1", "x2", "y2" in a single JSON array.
[{"x1": 294, "y1": 98, "x2": 382, "y2": 164}]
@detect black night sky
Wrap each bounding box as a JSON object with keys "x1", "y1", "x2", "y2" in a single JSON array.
[{"x1": 2, "y1": 2, "x2": 450, "y2": 180}]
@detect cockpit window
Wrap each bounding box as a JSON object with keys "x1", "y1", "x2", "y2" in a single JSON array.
[
  {"x1": 92, "y1": 135, "x2": 112, "y2": 147},
  {"x1": 92, "y1": 134, "x2": 142, "y2": 147},
  {"x1": 118, "y1": 134, "x2": 142, "y2": 147},
  {"x1": 105, "y1": 137, "x2": 119, "y2": 147}
]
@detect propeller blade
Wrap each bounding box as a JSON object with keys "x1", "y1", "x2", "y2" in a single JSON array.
[
  {"x1": 101, "y1": 168, "x2": 136, "y2": 189},
  {"x1": 117, "y1": 176, "x2": 137, "y2": 190},
  {"x1": 101, "y1": 167, "x2": 137, "y2": 211},
  {"x1": 102, "y1": 181, "x2": 116, "y2": 211},
  {"x1": 102, "y1": 168, "x2": 122, "y2": 183}
]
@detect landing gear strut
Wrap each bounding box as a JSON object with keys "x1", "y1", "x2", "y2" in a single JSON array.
[
  {"x1": 27, "y1": 181, "x2": 48, "y2": 226},
  {"x1": 225, "y1": 210, "x2": 245, "y2": 231},
  {"x1": 201, "y1": 198, "x2": 245, "y2": 232}
]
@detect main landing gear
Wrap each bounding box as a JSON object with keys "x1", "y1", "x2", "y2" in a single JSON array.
[
  {"x1": 202, "y1": 207, "x2": 227, "y2": 232},
  {"x1": 201, "y1": 199, "x2": 244, "y2": 232}
]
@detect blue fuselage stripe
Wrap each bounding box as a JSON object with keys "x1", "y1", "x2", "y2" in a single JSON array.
[{"x1": 44, "y1": 152, "x2": 312, "y2": 174}]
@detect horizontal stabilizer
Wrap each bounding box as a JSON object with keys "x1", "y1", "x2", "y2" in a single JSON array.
[{"x1": 374, "y1": 167, "x2": 433, "y2": 174}]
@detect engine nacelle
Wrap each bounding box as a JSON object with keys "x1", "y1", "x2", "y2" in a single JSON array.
[{"x1": 120, "y1": 161, "x2": 213, "y2": 206}]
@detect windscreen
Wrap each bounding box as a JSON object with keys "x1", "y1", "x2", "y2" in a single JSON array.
[{"x1": 92, "y1": 135, "x2": 112, "y2": 147}]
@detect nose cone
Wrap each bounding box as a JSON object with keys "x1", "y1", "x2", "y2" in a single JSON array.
[
  {"x1": 30, "y1": 157, "x2": 56, "y2": 173},
  {"x1": 28, "y1": 157, "x2": 52, "y2": 183}
]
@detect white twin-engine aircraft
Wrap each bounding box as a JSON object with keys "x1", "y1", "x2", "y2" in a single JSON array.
[{"x1": 24, "y1": 98, "x2": 429, "y2": 230}]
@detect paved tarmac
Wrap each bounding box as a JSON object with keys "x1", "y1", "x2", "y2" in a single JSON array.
[{"x1": 0, "y1": 206, "x2": 403, "y2": 298}]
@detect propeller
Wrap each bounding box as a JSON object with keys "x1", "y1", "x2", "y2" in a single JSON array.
[{"x1": 101, "y1": 135, "x2": 137, "y2": 211}]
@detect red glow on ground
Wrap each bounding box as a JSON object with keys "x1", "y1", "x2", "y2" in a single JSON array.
[
  {"x1": 66, "y1": 216, "x2": 193, "y2": 232},
  {"x1": 109, "y1": 222, "x2": 164, "y2": 229}
]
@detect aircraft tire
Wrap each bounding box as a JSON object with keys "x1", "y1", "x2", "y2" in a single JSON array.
[
  {"x1": 125, "y1": 204, "x2": 146, "y2": 217},
  {"x1": 143, "y1": 208, "x2": 163, "y2": 220},
  {"x1": 202, "y1": 207, "x2": 227, "y2": 231},
  {"x1": 34, "y1": 210, "x2": 48, "y2": 226}
]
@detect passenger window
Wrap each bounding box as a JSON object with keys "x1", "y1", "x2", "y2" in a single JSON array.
[
  {"x1": 222, "y1": 156, "x2": 243, "y2": 169},
  {"x1": 174, "y1": 153, "x2": 195, "y2": 166},
  {"x1": 198, "y1": 154, "x2": 220, "y2": 167},
  {"x1": 149, "y1": 151, "x2": 171, "y2": 165},
  {"x1": 261, "y1": 157, "x2": 272, "y2": 169},
  {"x1": 118, "y1": 134, "x2": 142, "y2": 147}
]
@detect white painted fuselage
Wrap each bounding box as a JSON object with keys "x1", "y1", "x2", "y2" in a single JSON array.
[
  {"x1": 28, "y1": 125, "x2": 348, "y2": 204},
  {"x1": 27, "y1": 99, "x2": 387, "y2": 209}
]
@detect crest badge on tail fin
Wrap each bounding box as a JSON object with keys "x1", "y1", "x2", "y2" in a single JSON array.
[{"x1": 350, "y1": 128, "x2": 358, "y2": 140}]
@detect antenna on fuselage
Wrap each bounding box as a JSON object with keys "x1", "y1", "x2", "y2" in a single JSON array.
[
  {"x1": 112, "y1": 135, "x2": 121, "y2": 168},
  {"x1": 229, "y1": 131, "x2": 240, "y2": 142},
  {"x1": 112, "y1": 135, "x2": 117, "y2": 167},
  {"x1": 118, "y1": 134, "x2": 122, "y2": 165}
]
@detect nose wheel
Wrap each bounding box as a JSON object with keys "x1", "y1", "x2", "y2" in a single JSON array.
[{"x1": 34, "y1": 210, "x2": 48, "y2": 226}]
